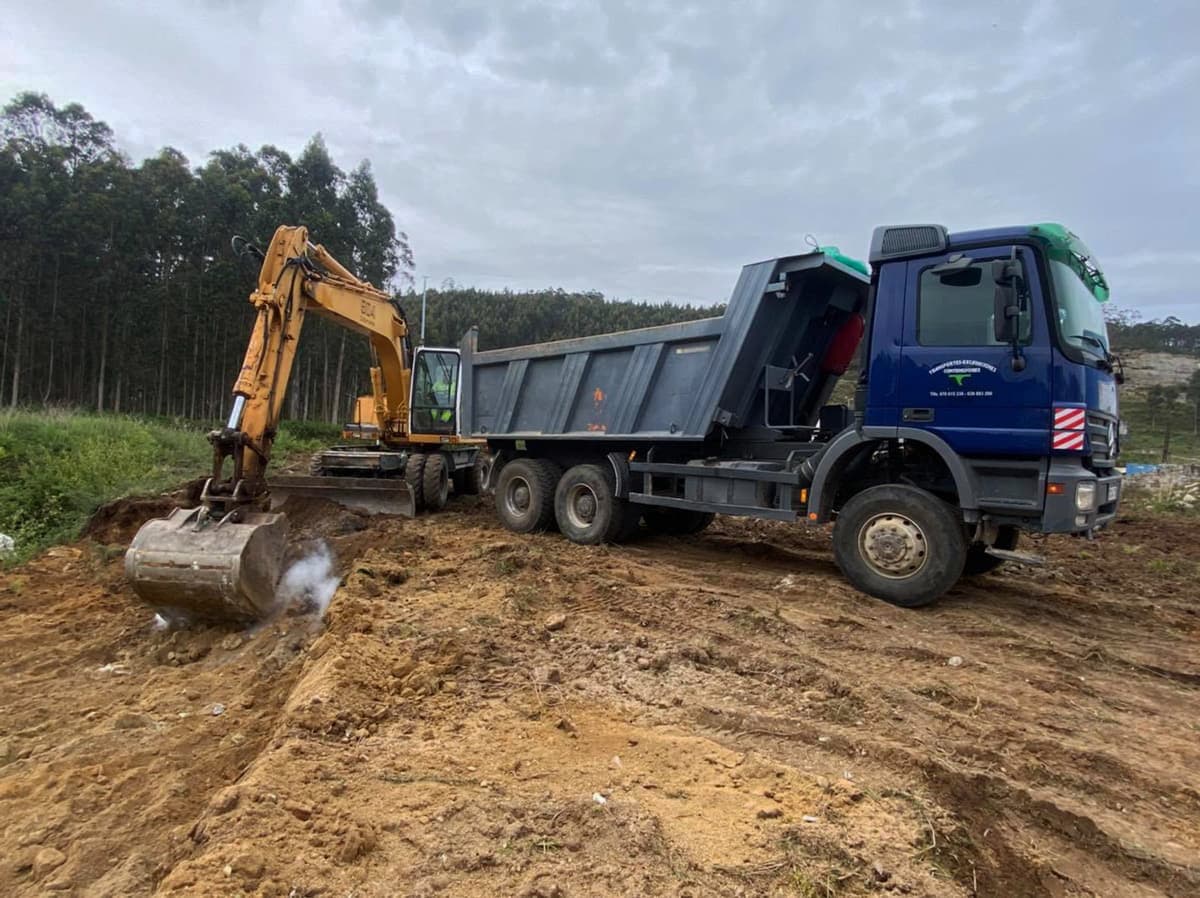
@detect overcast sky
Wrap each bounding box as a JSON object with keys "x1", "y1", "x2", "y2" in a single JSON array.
[{"x1": 3, "y1": 0, "x2": 1197, "y2": 320}]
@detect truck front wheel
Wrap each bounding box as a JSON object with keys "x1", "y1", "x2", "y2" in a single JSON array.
[
  {"x1": 832, "y1": 484, "x2": 966, "y2": 608},
  {"x1": 495, "y1": 458, "x2": 559, "y2": 533},
  {"x1": 554, "y1": 464, "x2": 630, "y2": 545}
]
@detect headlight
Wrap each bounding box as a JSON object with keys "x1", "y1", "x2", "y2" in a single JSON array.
[{"x1": 1075, "y1": 482, "x2": 1097, "y2": 511}]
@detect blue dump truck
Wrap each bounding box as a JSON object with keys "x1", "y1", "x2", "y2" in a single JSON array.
[{"x1": 456, "y1": 223, "x2": 1122, "y2": 607}]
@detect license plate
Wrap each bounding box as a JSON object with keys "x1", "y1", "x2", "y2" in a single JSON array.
[{"x1": 1107, "y1": 483, "x2": 1119, "y2": 502}]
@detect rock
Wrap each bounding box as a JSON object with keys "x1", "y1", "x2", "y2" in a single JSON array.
[
  {"x1": 872, "y1": 861, "x2": 892, "y2": 883},
  {"x1": 183, "y1": 688, "x2": 200, "y2": 701},
  {"x1": 44, "y1": 878, "x2": 72, "y2": 891},
  {"x1": 220, "y1": 634, "x2": 244, "y2": 651},
  {"x1": 0, "y1": 739, "x2": 14, "y2": 765},
  {"x1": 636, "y1": 656, "x2": 652, "y2": 670},
  {"x1": 231, "y1": 849, "x2": 266, "y2": 880},
  {"x1": 543, "y1": 612, "x2": 567, "y2": 632},
  {"x1": 815, "y1": 775, "x2": 831, "y2": 791},
  {"x1": 947, "y1": 656, "x2": 964, "y2": 667},
  {"x1": 284, "y1": 800, "x2": 314, "y2": 821},
  {"x1": 802, "y1": 689, "x2": 828, "y2": 702},
  {"x1": 112, "y1": 711, "x2": 154, "y2": 730},
  {"x1": 555, "y1": 717, "x2": 577, "y2": 735},
  {"x1": 211, "y1": 703, "x2": 226, "y2": 716},
  {"x1": 209, "y1": 787, "x2": 240, "y2": 815},
  {"x1": 534, "y1": 666, "x2": 562, "y2": 685},
  {"x1": 33, "y1": 847, "x2": 66, "y2": 877},
  {"x1": 0, "y1": 533, "x2": 14, "y2": 557},
  {"x1": 756, "y1": 807, "x2": 783, "y2": 820},
  {"x1": 336, "y1": 826, "x2": 371, "y2": 864}
]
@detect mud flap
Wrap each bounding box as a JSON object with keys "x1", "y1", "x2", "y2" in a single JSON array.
[
  {"x1": 268, "y1": 475, "x2": 416, "y2": 517},
  {"x1": 125, "y1": 506, "x2": 288, "y2": 623}
]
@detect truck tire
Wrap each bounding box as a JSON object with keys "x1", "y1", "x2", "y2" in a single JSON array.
[
  {"x1": 832, "y1": 484, "x2": 966, "y2": 608},
  {"x1": 643, "y1": 507, "x2": 715, "y2": 536},
  {"x1": 495, "y1": 458, "x2": 558, "y2": 533},
  {"x1": 423, "y1": 453, "x2": 450, "y2": 511},
  {"x1": 404, "y1": 452, "x2": 427, "y2": 513},
  {"x1": 963, "y1": 526, "x2": 1020, "y2": 576},
  {"x1": 554, "y1": 463, "x2": 632, "y2": 545},
  {"x1": 460, "y1": 450, "x2": 489, "y2": 496}
]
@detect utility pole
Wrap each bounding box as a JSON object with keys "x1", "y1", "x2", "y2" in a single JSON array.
[{"x1": 421, "y1": 276, "x2": 429, "y2": 346}]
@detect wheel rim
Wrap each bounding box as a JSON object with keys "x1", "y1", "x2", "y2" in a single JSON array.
[
  {"x1": 564, "y1": 482, "x2": 599, "y2": 531},
  {"x1": 858, "y1": 512, "x2": 928, "y2": 579},
  {"x1": 504, "y1": 476, "x2": 532, "y2": 518}
]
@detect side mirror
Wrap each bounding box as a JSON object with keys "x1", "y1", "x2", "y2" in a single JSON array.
[
  {"x1": 992, "y1": 255, "x2": 1025, "y2": 370},
  {"x1": 993, "y1": 281, "x2": 1017, "y2": 343}
]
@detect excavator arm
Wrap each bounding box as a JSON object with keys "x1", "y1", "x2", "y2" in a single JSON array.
[
  {"x1": 125, "y1": 225, "x2": 416, "y2": 623},
  {"x1": 208, "y1": 226, "x2": 413, "y2": 502}
]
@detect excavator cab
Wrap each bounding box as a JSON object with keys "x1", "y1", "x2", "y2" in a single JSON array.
[{"x1": 410, "y1": 348, "x2": 460, "y2": 435}]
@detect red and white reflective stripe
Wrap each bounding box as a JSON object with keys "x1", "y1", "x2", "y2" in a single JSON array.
[
  {"x1": 1053, "y1": 407, "x2": 1086, "y2": 431},
  {"x1": 1052, "y1": 405, "x2": 1086, "y2": 452},
  {"x1": 1052, "y1": 430, "x2": 1085, "y2": 451}
]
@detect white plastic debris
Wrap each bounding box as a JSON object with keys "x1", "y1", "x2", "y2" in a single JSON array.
[
  {"x1": 0, "y1": 533, "x2": 14, "y2": 557},
  {"x1": 592, "y1": 792, "x2": 608, "y2": 805},
  {"x1": 212, "y1": 703, "x2": 226, "y2": 716},
  {"x1": 947, "y1": 656, "x2": 964, "y2": 667}
]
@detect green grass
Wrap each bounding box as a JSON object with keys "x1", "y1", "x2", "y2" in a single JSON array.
[
  {"x1": 1114, "y1": 394, "x2": 1199, "y2": 464},
  {"x1": 0, "y1": 409, "x2": 338, "y2": 563}
]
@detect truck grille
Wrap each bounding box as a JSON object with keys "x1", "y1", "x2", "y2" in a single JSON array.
[{"x1": 1087, "y1": 414, "x2": 1118, "y2": 468}]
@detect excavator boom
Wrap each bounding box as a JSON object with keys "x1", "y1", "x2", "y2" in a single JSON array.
[{"x1": 125, "y1": 226, "x2": 420, "y2": 622}]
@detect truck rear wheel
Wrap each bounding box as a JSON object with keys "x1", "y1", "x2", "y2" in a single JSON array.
[
  {"x1": 554, "y1": 463, "x2": 631, "y2": 545},
  {"x1": 642, "y1": 507, "x2": 715, "y2": 536},
  {"x1": 495, "y1": 458, "x2": 558, "y2": 533},
  {"x1": 404, "y1": 453, "x2": 426, "y2": 513},
  {"x1": 423, "y1": 453, "x2": 450, "y2": 511},
  {"x1": 963, "y1": 526, "x2": 1020, "y2": 575},
  {"x1": 832, "y1": 484, "x2": 966, "y2": 608}
]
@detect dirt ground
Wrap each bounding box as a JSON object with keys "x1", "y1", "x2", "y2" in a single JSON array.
[{"x1": 1, "y1": 494, "x2": 1198, "y2": 898}]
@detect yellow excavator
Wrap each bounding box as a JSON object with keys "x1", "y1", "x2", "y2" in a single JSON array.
[{"x1": 125, "y1": 225, "x2": 484, "y2": 623}]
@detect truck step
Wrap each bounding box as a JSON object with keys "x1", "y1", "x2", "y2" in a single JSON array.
[{"x1": 984, "y1": 547, "x2": 1045, "y2": 566}]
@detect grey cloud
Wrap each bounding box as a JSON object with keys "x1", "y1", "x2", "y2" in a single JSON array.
[{"x1": 2, "y1": 0, "x2": 1197, "y2": 318}]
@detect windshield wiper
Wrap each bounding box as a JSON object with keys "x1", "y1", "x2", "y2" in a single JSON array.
[{"x1": 1068, "y1": 334, "x2": 1114, "y2": 371}]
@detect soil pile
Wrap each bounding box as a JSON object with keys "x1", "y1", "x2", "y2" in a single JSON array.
[{"x1": 2, "y1": 496, "x2": 1197, "y2": 896}]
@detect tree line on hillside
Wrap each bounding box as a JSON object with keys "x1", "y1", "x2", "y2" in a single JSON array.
[
  {"x1": 0, "y1": 92, "x2": 718, "y2": 424},
  {"x1": 1104, "y1": 307, "x2": 1199, "y2": 356},
  {"x1": 415, "y1": 285, "x2": 720, "y2": 351}
]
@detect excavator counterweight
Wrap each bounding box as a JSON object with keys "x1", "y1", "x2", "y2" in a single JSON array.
[{"x1": 125, "y1": 225, "x2": 481, "y2": 623}]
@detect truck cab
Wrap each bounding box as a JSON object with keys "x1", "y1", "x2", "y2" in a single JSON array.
[{"x1": 861, "y1": 223, "x2": 1121, "y2": 536}]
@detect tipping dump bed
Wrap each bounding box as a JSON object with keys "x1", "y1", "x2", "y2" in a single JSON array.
[{"x1": 460, "y1": 251, "x2": 869, "y2": 442}]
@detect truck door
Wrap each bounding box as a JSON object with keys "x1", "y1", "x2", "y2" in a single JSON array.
[
  {"x1": 897, "y1": 245, "x2": 1051, "y2": 456},
  {"x1": 410, "y1": 348, "x2": 461, "y2": 436}
]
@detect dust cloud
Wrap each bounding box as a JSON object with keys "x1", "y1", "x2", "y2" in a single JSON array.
[{"x1": 278, "y1": 542, "x2": 340, "y2": 617}]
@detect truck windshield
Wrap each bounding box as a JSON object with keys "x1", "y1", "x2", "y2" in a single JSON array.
[{"x1": 1049, "y1": 259, "x2": 1110, "y2": 358}]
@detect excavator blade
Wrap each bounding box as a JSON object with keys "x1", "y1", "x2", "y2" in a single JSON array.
[
  {"x1": 125, "y1": 506, "x2": 288, "y2": 623},
  {"x1": 268, "y1": 475, "x2": 416, "y2": 517}
]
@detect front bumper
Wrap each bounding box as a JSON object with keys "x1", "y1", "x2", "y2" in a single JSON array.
[{"x1": 1042, "y1": 459, "x2": 1121, "y2": 534}]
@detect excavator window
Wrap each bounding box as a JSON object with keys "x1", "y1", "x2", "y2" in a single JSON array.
[{"x1": 411, "y1": 349, "x2": 459, "y2": 434}]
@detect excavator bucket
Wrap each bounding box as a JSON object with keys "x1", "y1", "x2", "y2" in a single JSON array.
[
  {"x1": 125, "y1": 507, "x2": 288, "y2": 623},
  {"x1": 268, "y1": 475, "x2": 416, "y2": 517}
]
